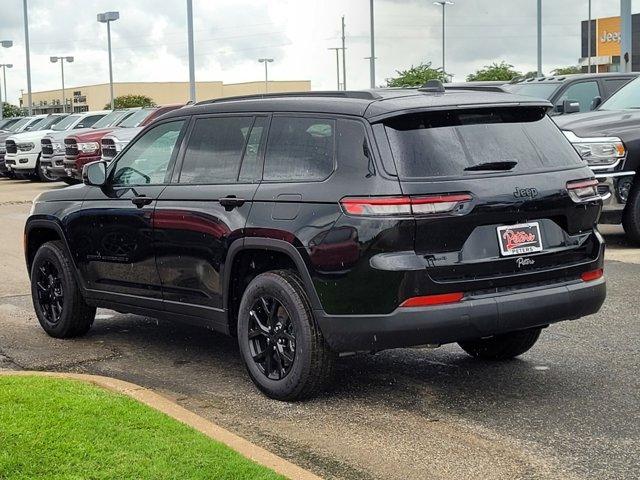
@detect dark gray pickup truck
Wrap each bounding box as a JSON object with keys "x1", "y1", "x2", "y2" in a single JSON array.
[{"x1": 555, "y1": 76, "x2": 640, "y2": 243}]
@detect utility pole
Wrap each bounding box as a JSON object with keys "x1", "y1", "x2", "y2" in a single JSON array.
[
  {"x1": 587, "y1": 0, "x2": 592, "y2": 73},
  {"x1": 186, "y1": 0, "x2": 196, "y2": 102},
  {"x1": 537, "y1": 0, "x2": 542, "y2": 76},
  {"x1": 23, "y1": 0, "x2": 32, "y2": 115},
  {"x1": 369, "y1": 0, "x2": 376, "y2": 88},
  {"x1": 621, "y1": 0, "x2": 632, "y2": 72},
  {"x1": 329, "y1": 48, "x2": 341, "y2": 90},
  {"x1": 341, "y1": 15, "x2": 347, "y2": 90}
]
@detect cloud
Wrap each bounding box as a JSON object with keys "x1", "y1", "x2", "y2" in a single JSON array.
[{"x1": 0, "y1": 0, "x2": 632, "y2": 104}]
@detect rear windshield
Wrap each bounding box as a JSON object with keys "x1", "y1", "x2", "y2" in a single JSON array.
[
  {"x1": 384, "y1": 107, "x2": 583, "y2": 179},
  {"x1": 503, "y1": 83, "x2": 560, "y2": 100}
]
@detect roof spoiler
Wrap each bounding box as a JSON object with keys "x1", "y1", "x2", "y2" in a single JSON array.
[{"x1": 417, "y1": 80, "x2": 445, "y2": 93}]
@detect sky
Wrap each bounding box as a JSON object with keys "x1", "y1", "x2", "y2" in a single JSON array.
[{"x1": 0, "y1": 0, "x2": 635, "y2": 104}]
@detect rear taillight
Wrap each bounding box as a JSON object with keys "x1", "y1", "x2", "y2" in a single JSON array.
[
  {"x1": 400, "y1": 292, "x2": 464, "y2": 308},
  {"x1": 567, "y1": 179, "x2": 599, "y2": 203},
  {"x1": 581, "y1": 268, "x2": 603, "y2": 282},
  {"x1": 340, "y1": 194, "x2": 472, "y2": 216}
]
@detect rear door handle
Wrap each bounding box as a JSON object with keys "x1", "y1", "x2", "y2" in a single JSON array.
[
  {"x1": 219, "y1": 196, "x2": 246, "y2": 210},
  {"x1": 132, "y1": 196, "x2": 153, "y2": 208}
]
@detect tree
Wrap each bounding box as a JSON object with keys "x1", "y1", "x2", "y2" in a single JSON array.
[
  {"x1": 386, "y1": 62, "x2": 448, "y2": 88},
  {"x1": 551, "y1": 66, "x2": 582, "y2": 76},
  {"x1": 466, "y1": 61, "x2": 522, "y2": 82},
  {"x1": 2, "y1": 103, "x2": 22, "y2": 118},
  {"x1": 105, "y1": 94, "x2": 156, "y2": 109}
]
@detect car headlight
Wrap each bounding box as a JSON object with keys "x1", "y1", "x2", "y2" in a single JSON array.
[
  {"x1": 563, "y1": 131, "x2": 625, "y2": 167},
  {"x1": 78, "y1": 142, "x2": 100, "y2": 154},
  {"x1": 52, "y1": 142, "x2": 63, "y2": 153},
  {"x1": 17, "y1": 142, "x2": 35, "y2": 152}
]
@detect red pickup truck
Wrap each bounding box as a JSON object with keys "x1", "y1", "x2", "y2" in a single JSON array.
[{"x1": 62, "y1": 105, "x2": 182, "y2": 181}]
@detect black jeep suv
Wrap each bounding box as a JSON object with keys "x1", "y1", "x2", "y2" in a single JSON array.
[{"x1": 25, "y1": 87, "x2": 606, "y2": 400}]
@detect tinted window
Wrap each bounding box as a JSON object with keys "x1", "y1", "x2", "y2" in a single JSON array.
[
  {"x1": 503, "y1": 83, "x2": 560, "y2": 100},
  {"x1": 238, "y1": 117, "x2": 268, "y2": 183},
  {"x1": 111, "y1": 120, "x2": 184, "y2": 186},
  {"x1": 558, "y1": 81, "x2": 600, "y2": 112},
  {"x1": 179, "y1": 116, "x2": 253, "y2": 184},
  {"x1": 263, "y1": 117, "x2": 335, "y2": 181},
  {"x1": 604, "y1": 78, "x2": 632, "y2": 97},
  {"x1": 385, "y1": 107, "x2": 582, "y2": 179},
  {"x1": 77, "y1": 115, "x2": 106, "y2": 129}
]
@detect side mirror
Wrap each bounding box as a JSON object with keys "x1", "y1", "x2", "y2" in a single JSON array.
[
  {"x1": 561, "y1": 99, "x2": 581, "y2": 114},
  {"x1": 83, "y1": 160, "x2": 107, "y2": 187},
  {"x1": 591, "y1": 96, "x2": 603, "y2": 110},
  {"x1": 75, "y1": 124, "x2": 84, "y2": 129}
]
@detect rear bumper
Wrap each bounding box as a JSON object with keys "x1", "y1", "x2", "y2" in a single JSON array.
[{"x1": 316, "y1": 277, "x2": 606, "y2": 353}]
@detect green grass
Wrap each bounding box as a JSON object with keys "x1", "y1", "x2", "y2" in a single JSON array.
[{"x1": 0, "y1": 376, "x2": 284, "y2": 480}]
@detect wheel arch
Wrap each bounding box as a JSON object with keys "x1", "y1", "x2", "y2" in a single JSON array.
[{"x1": 25, "y1": 219, "x2": 78, "y2": 279}]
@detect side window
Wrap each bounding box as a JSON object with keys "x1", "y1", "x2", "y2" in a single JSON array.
[
  {"x1": 238, "y1": 117, "x2": 268, "y2": 183},
  {"x1": 111, "y1": 120, "x2": 185, "y2": 186},
  {"x1": 604, "y1": 79, "x2": 630, "y2": 97},
  {"x1": 263, "y1": 116, "x2": 335, "y2": 182},
  {"x1": 559, "y1": 81, "x2": 600, "y2": 112},
  {"x1": 76, "y1": 115, "x2": 104, "y2": 129},
  {"x1": 179, "y1": 116, "x2": 253, "y2": 184}
]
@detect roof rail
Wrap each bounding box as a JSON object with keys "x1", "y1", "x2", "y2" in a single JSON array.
[
  {"x1": 417, "y1": 79, "x2": 445, "y2": 93},
  {"x1": 194, "y1": 90, "x2": 382, "y2": 106}
]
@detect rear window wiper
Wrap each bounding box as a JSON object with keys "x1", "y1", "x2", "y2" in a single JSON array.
[{"x1": 464, "y1": 161, "x2": 518, "y2": 172}]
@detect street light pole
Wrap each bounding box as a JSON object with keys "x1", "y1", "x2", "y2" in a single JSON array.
[
  {"x1": 369, "y1": 0, "x2": 376, "y2": 88},
  {"x1": 50, "y1": 56, "x2": 74, "y2": 113},
  {"x1": 186, "y1": 0, "x2": 196, "y2": 103},
  {"x1": 537, "y1": 0, "x2": 542, "y2": 76},
  {"x1": 341, "y1": 15, "x2": 347, "y2": 91},
  {"x1": 1, "y1": 65, "x2": 12, "y2": 106},
  {"x1": 329, "y1": 48, "x2": 341, "y2": 90},
  {"x1": 22, "y1": 0, "x2": 32, "y2": 115},
  {"x1": 0, "y1": 40, "x2": 12, "y2": 120},
  {"x1": 587, "y1": 0, "x2": 592, "y2": 73},
  {"x1": 258, "y1": 58, "x2": 274, "y2": 93},
  {"x1": 433, "y1": 2, "x2": 453, "y2": 76},
  {"x1": 97, "y1": 11, "x2": 119, "y2": 110}
]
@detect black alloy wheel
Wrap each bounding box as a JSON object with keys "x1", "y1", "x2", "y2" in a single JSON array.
[
  {"x1": 248, "y1": 296, "x2": 296, "y2": 380},
  {"x1": 35, "y1": 259, "x2": 64, "y2": 327}
]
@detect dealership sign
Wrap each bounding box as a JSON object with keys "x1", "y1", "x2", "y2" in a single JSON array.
[{"x1": 597, "y1": 16, "x2": 622, "y2": 56}]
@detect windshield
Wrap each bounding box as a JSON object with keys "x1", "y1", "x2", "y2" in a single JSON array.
[
  {"x1": 117, "y1": 108, "x2": 155, "y2": 128},
  {"x1": 503, "y1": 83, "x2": 560, "y2": 100},
  {"x1": 1, "y1": 119, "x2": 21, "y2": 132},
  {"x1": 91, "y1": 110, "x2": 133, "y2": 129},
  {"x1": 599, "y1": 77, "x2": 640, "y2": 110},
  {"x1": 34, "y1": 115, "x2": 67, "y2": 131},
  {"x1": 384, "y1": 107, "x2": 582, "y2": 179},
  {"x1": 51, "y1": 115, "x2": 81, "y2": 131}
]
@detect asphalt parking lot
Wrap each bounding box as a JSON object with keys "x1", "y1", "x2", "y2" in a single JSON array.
[{"x1": 0, "y1": 177, "x2": 638, "y2": 480}]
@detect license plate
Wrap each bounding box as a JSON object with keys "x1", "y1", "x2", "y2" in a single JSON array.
[{"x1": 497, "y1": 222, "x2": 543, "y2": 256}]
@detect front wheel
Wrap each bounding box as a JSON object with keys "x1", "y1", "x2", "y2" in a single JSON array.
[
  {"x1": 458, "y1": 327, "x2": 542, "y2": 360},
  {"x1": 622, "y1": 186, "x2": 640, "y2": 245},
  {"x1": 237, "y1": 270, "x2": 335, "y2": 401},
  {"x1": 31, "y1": 240, "x2": 96, "y2": 338}
]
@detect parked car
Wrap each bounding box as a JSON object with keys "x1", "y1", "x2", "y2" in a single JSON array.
[
  {"x1": 63, "y1": 106, "x2": 180, "y2": 181},
  {"x1": 40, "y1": 109, "x2": 137, "y2": 184},
  {"x1": 25, "y1": 87, "x2": 606, "y2": 400},
  {"x1": 0, "y1": 117, "x2": 24, "y2": 132},
  {"x1": 1, "y1": 116, "x2": 51, "y2": 177},
  {"x1": 504, "y1": 72, "x2": 638, "y2": 115},
  {"x1": 555, "y1": 76, "x2": 640, "y2": 243},
  {"x1": 101, "y1": 104, "x2": 184, "y2": 163},
  {"x1": 6, "y1": 111, "x2": 109, "y2": 181}
]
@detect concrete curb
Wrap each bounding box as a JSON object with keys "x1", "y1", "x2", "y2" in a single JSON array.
[{"x1": 0, "y1": 370, "x2": 322, "y2": 480}]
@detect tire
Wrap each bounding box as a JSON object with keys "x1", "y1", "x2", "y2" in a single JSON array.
[
  {"x1": 237, "y1": 270, "x2": 335, "y2": 401},
  {"x1": 458, "y1": 327, "x2": 542, "y2": 360},
  {"x1": 622, "y1": 185, "x2": 640, "y2": 245},
  {"x1": 31, "y1": 240, "x2": 96, "y2": 338},
  {"x1": 36, "y1": 157, "x2": 57, "y2": 182}
]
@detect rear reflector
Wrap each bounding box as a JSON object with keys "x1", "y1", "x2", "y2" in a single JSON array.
[
  {"x1": 340, "y1": 194, "x2": 472, "y2": 216},
  {"x1": 400, "y1": 292, "x2": 464, "y2": 308},
  {"x1": 567, "y1": 179, "x2": 599, "y2": 203},
  {"x1": 581, "y1": 268, "x2": 603, "y2": 282}
]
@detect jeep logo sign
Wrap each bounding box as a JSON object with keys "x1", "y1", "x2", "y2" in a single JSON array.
[{"x1": 514, "y1": 187, "x2": 539, "y2": 199}]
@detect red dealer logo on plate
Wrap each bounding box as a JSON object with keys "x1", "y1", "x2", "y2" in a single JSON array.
[{"x1": 497, "y1": 222, "x2": 543, "y2": 256}]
